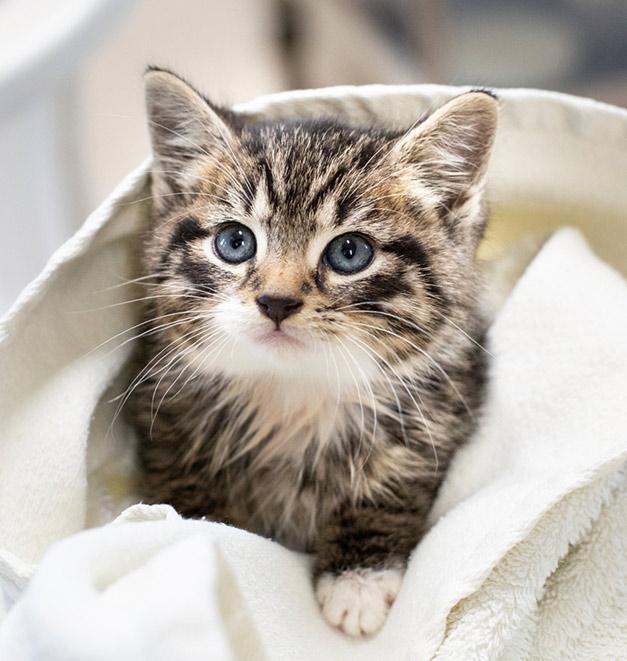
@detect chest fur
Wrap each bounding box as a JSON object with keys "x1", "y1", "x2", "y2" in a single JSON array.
[
  {"x1": 135, "y1": 348, "x2": 482, "y2": 553},
  {"x1": 201, "y1": 379, "x2": 441, "y2": 551}
]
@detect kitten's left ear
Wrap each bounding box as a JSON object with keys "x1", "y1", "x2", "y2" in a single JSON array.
[
  {"x1": 392, "y1": 91, "x2": 498, "y2": 212},
  {"x1": 144, "y1": 67, "x2": 237, "y2": 199}
]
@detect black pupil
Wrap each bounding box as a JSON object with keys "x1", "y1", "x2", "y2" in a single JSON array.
[
  {"x1": 342, "y1": 238, "x2": 357, "y2": 259},
  {"x1": 230, "y1": 230, "x2": 245, "y2": 250}
]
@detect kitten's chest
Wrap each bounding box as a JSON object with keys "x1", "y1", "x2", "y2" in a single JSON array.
[
  {"x1": 224, "y1": 378, "x2": 356, "y2": 466},
  {"x1": 216, "y1": 385, "x2": 361, "y2": 549},
  {"x1": 223, "y1": 458, "x2": 335, "y2": 551},
  {"x1": 217, "y1": 384, "x2": 429, "y2": 552},
  {"x1": 223, "y1": 437, "x2": 363, "y2": 552}
]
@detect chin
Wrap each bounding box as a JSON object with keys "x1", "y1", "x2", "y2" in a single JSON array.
[
  {"x1": 198, "y1": 327, "x2": 365, "y2": 396},
  {"x1": 202, "y1": 304, "x2": 379, "y2": 391},
  {"x1": 226, "y1": 327, "x2": 320, "y2": 379},
  {"x1": 254, "y1": 327, "x2": 306, "y2": 351}
]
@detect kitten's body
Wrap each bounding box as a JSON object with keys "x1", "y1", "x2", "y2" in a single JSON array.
[
  {"x1": 128, "y1": 70, "x2": 497, "y2": 637},
  {"x1": 133, "y1": 320, "x2": 485, "y2": 553}
]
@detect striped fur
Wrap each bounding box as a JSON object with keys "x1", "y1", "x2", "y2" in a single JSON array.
[{"x1": 127, "y1": 69, "x2": 498, "y2": 636}]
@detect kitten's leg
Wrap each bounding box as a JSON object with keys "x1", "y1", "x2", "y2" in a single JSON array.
[{"x1": 314, "y1": 506, "x2": 425, "y2": 637}]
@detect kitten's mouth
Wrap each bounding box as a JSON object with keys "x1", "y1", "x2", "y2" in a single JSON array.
[{"x1": 255, "y1": 327, "x2": 304, "y2": 349}]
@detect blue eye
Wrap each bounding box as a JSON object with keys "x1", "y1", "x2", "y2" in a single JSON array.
[
  {"x1": 325, "y1": 233, "x2": 374, "y2": 274},
  {"x1": 214, "y1": 223, "x2": 256, "y2": 264}
]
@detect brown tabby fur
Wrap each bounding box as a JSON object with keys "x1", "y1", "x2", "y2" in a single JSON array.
[{"x1": 127, "y1": 70, "x2": 497, "y2": 585}]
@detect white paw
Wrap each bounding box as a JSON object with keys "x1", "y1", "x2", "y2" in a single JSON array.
[{"x1": 315, "y1": 567, "x2": 403, "y2": 637}]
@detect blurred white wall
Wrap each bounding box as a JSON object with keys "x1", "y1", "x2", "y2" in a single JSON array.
[
  {"x1": 75, "y1": 0, "x2": 286, "y2": 215},
  {"x1": 0, "y1": 0, "x2": 286, "y2": 313},
  {"x1": 0, "y1": 0, "x2": 130, "y2": 313}
]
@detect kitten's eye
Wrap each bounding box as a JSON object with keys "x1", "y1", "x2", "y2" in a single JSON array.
[
  {"x1": 214, "y1": 223, "x2": 256, "y2": 264},
  {"x1": 324, "y1": 233, "x2": 374, "y2": 274}
]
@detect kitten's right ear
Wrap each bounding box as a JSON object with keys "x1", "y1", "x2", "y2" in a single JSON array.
[
  {"x1": 144, "y1": 68, "x2": 235, "y2": 196},
  {"x1": 391, "y1": 91, "x2": 498, "y2": 215}
]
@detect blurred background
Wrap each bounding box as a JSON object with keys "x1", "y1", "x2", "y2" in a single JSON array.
[{"x1": 1, "y1": 0, "x2": 626, "y2": 312}]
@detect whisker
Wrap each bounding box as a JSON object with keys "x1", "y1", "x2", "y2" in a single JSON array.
[
  {"x1": 344, "y1": 316, "x2": 474, "y2": 420},
  {"x1": 105, "y1": 323, "x2": 213, "y2": 440},
  {"x1": 95, "y1": 273, "x2": 168, "y2": 292},
  {"x1": 166, "y1": 333, "x2": 230, "y2": 404},
  {"x1": 72, "y1": 291, "x2": 225, "y2": 315},
  {"x1": 84, "y1": 310, "x2": 208, "y2": 359},
  {"x1": 110, "y1": 322, "x2": 212, "y2": 405},
  {"x1": 340, "y1": 331, "x2": 408, "y2": 448},
  {"x1": 334, "y1": 336, "x2": 366, "y2": 457},
  {"x1": 150, "y1": 329, "x2": 227, "y2": 434},
  {"x1": 339, "y1": 322, "x2": 438, "y2": 468},
  {"x1": 148, "y1": 325, "x2": 220, "y2": 426},
  {"x1": 335, "y1": 300, "x2": 491, "y2": 357},
  {"x1": 334, "y1": 334, "x2": 380, "y2": 465},
  {"x1": 432, "y1": 309, "x2": 493, "y2": 357}
]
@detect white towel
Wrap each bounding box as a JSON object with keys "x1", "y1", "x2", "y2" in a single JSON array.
[{"x1": 1, "y1": 228, "x2": 625, "y2": 660}]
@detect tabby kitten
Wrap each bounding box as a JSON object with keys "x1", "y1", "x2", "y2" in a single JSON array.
[{"x1": 128, "y1": 69, "x2": 497, "y2": 637}]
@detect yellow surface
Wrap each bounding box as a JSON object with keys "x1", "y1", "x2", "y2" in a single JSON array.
[{"x1": 481, "y1": 200, "x2": 627, "y2": 278}]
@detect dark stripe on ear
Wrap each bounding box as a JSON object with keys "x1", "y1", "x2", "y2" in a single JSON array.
[
  {"x1": 469, "y1": 87, "x2": 498, "y2": 100},
  {"x1": 381, "y1": 236, "x2": 448, "y2": 308},
  {"x1": 434, "y1": 201, "x2": 459, "y2": 240},
  {"x1": 169, "y1": 218, "x2": 210, "y2": 250}
]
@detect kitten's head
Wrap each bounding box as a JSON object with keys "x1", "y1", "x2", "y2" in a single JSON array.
[{"x1": 142, "y1": 69, "x2": 497, "y2": 391}]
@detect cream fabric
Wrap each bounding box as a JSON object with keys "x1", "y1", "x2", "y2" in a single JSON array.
[{"x1": 0, "y1": 86, "x2": 626, "y2": 659}]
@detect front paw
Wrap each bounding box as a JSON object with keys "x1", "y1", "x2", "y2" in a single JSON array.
[{"x1": 315, "y1": 567, "x2": 403, "y2": 637}]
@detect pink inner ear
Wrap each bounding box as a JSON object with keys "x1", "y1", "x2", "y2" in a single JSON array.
[{"x1": 391, "y1": 93, "x2": 498, "y2": 205}]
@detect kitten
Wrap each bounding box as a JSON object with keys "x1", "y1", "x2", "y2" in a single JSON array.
[{"x1": 128, "y1": 68, "x2": 497, "y2": 637}]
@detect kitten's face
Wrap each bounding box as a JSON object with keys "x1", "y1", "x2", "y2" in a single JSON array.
[{"x1": 143, "y1": 71, "x2": 497, "y2": 391}]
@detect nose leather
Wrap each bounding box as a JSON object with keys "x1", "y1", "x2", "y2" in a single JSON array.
[{"x1": 256, "y1": 295, "x2": 303, "y2": 325}]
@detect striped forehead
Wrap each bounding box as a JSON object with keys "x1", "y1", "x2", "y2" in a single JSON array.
[
  {"x1": 245, "y1": 164, "x2": 371, "y2": 255},
  {"x1": 220, "y1": 124, "x2": 404, "y2": 255}
]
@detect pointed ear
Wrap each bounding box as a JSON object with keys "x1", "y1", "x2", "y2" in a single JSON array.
[
  {"x1": 144, "y1": 68, "x2": 236, "y2": 197},
  {"x1": 392, "y1": 91, "x2": 498, "y2": 212}
]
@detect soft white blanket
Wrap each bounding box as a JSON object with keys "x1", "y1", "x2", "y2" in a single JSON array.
[
  {"x1": 1, "y1": 228, "x2": 626, "y2": 660},
  {"x1": 1, "y1": 85, "x2": 627, "y2": 659}
]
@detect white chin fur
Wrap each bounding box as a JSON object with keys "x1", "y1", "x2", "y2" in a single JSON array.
[
  {"x1": 202, "y1": 299, "x2": 378, "y2": 390},
  {"x1": 315, "y1": 567, "x2": 403, "y2": 637}
]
